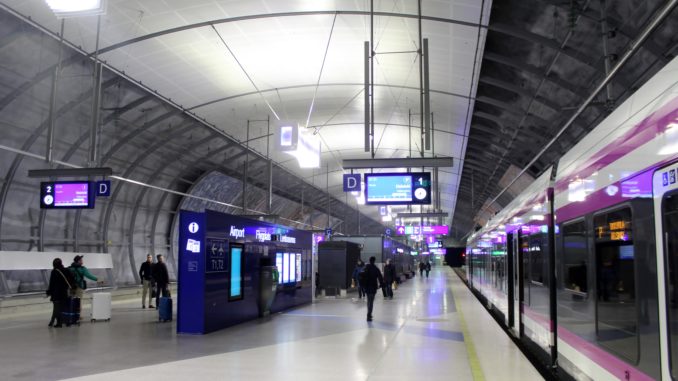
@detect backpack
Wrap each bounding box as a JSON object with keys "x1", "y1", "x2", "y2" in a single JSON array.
[{"x1": 358, "y1": 266, "x2": 368, "y2": 285}]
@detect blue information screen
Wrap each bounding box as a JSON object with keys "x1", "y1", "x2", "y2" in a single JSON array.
[
  {"x1": 366, "y1": 174, "x2": 412, "y2": 203},
  {"x1": 229, "y1": 246, "x2": 243, "y2": 300}
]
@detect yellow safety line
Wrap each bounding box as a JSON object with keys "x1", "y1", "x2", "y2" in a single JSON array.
[{"x1": 450, "y1": 282, "x2": 486, "y2": 381}]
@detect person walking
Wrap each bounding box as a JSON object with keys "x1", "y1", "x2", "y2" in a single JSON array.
[
  {"x1": 364, "y1": 256, "x2": 383, "y2": 322},
  {"x1": 419, "y1": 261, "x2": 425, "y2": 278},
  {"x1": 69, "y1": 255, "x2": 101, "y2": 298},
  {"x1": 352, "y1": 259, "x2": 366, "y2": 300},
  {"x1": 152, "y1": 254, "x2": 170, "y2": 308},
  {"x1": 383, "y1": 258, "x2": 397, "y2": 299},
  {"x1": 425, "y1": 261, "x2": 431, "y2": 278},
  {"x1": 139, "y1": 254, "x2": 155, "y2": 309},
  {"x1": 46, "y1": 258, "x2": 74, "y2": 328}
]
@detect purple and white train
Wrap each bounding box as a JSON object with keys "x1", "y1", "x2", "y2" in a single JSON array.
[{"x1": 466, "y1": 55, "x2": 678, "y2": 380}]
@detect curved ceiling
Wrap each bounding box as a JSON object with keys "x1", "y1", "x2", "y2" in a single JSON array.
[
  {"x1": 1, "y1": 0, "x2": 675, "y2": 243},
  {"x1": 0, "y1": 0, "x2": 493, "y2": 232}
]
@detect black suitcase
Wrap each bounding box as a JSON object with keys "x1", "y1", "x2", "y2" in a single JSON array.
[
  {"x1": 158, "y1": 297, "x2": 172, "y2": 322},
  {"x1": 62, "y1": 297, "x2": 81, "y2": 326}
]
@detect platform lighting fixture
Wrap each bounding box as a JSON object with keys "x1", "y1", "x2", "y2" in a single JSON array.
[
  {"x1": 45, "y1": 0, "x2": 107, "y2": 17},
  {"x1": 277, "y1": 122, "x2": 320, "y2": 168}
]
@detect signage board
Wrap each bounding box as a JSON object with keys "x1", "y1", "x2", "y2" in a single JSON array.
[
  {"x1": 95, "y1": 180, "x2": 111, "y2": 197},
  {"x1": 40, "y1": 181, "x2": 95, "y2": 209},
  {"x1": 343, "y1": 174, "x2": 361, "y2": 192},
  {"x1": 364, "y1": 172, "x2": 431, "y2": 205}
]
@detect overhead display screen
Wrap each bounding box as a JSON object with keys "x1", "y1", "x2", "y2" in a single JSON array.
[
  {"x1": 365, "y1": 172, "x2": 431, "y2": 205},
  {"x1": 40, "y1": 181, "x2": 95, "y2": 209}
]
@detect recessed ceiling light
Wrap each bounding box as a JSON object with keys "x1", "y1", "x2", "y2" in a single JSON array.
[{"x1": 45, "y1": 0, "x2": 106, "y2": 18}]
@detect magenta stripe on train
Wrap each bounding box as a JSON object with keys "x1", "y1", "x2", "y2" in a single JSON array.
[{"x1": 522, "y1": 306, "x2": 654, "y2": 381}]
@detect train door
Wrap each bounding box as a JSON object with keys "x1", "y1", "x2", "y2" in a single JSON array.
[
  {"x1": 654, "y1": 166, "x2": 678, "y2": 380},
  {"x1": 510, "y1": 230, "x2": 524, "y2": 338},
  {"x1": 507, "y1": 232, "x2": 516, "y2": 331}
]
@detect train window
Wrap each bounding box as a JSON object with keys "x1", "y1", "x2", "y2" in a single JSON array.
[
  {"x1": 662, "y1": 192, "x2": 678, "y2": 378},
  {"x1": 594, "y1": 207, "x2": 637, "y2": 363},
  {"x1": 529, "y1": 233, "x2": 545, "y2": 284},
  {"x1": 563, "y1": 220, "x2": 588, "y2": 293}
]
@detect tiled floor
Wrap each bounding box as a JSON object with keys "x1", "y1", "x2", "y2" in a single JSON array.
[{"x1": 0, "y1": 267, "x2": 542, "y2": 380}]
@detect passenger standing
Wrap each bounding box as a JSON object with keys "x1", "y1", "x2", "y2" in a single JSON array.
[
  {"x1": 382, "y1": 259, "x2": 397, "y2": 299},
  {"x1": 352, "y1": 259, "x2": 366, "y2": 299},
  {"x1": 139, "y1": 254, "x2": 155, "y2": 309},
  {"x1": 364, "y1": 256, "x2": 384, "y2": 322},
  {"x1": 419, "y1": 261, "x2": 425, "y2": 277},
  {"x1": 46, "y1": 258, "x2": 74, "y2": 328},
  {"x1": 69, "y1": 255, "x2": 100, "y2": 299},
  {"x1": 425, "y1": 261, "x2": 431, "y2": 278},
  {"x1": 152, "y1": 254, "x2": 170, "y2": 309}
]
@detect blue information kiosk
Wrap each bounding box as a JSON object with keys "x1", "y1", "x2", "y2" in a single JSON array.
[{"x1": 178, "y1": 209, "x2": 313, "y2": 334}]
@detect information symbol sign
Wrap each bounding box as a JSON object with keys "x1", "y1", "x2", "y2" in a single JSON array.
[{"x1": 188, "y1": 222, "x2": 199, "y2": 234}]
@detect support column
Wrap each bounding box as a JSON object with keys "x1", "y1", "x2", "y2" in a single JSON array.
[
  {"x1": 600, "y1": 0, "x2": 614, "y2": 110},
  {"x1": 46, "y1": 19, "x2": 65, "y2": 163},
  {"x1": 89, "y1": 15, "x2": 103, "y2": 166}
]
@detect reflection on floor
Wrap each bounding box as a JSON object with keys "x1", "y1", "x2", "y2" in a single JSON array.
[{"x1": 0, "y1": 267, "x2": 542, "y2": 381}]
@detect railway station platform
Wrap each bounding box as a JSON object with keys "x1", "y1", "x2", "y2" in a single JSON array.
[{"x1": 0, "y1": 267, "x2": 542, "y2": 381}]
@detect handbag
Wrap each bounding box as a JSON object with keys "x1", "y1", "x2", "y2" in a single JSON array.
[
  {"x1": 351, "y1": 279, "x2": 356, "y2": 288},
  {"x1": 392, "y1": 281, "x2": 398, "y2": 290}
]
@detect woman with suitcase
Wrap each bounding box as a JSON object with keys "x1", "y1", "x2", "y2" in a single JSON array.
[{"x1": 46, "y1": 258, "x2": 75, "y2": 328}]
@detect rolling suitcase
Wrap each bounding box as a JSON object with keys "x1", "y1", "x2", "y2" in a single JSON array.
[
  {"x1": 62, "y1": 297, "x2": 81, "y2": 326},
  {"x1": 91, "y1": 292, "x2": 111, "y2": 322},
  {"x1": 158, "y1": 297, "x2": 172, "y2": 322}
]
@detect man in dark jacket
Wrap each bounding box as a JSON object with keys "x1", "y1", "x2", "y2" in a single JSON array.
[
  {"x1": 152, "y1": 254, "x2": 170, "y2": 309},
  {"x1": 139, "y1": 254, "x2": 154, "y2": 309},
  {"x1": 364, "y1": 256, "x2": 383, "y2": 321},
  {"x1": 425, "y1": 261, "x2": 431, "y2": 278},
  {"x1": 419, "y1": 261, "x2": 425, "y2": 277},
  {"x1": 382, "y1": 258, "x2": 397, "y2": 299}
]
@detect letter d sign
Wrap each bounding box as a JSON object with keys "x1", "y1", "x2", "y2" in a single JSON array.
[
  {"x1": 96, "y1": 180, "x2": 111, "y2": 197},
  {"x1": 343, "y1": 174, "x2": 361, "y2": 192}
]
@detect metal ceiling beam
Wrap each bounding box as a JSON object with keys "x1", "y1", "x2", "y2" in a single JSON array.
[
  {"x1": 93, "y1": 10, "x2": 483, "y2": 55},
  {"x1": 342, "y1": 157, "x2": 453, "y2": 169},
  {"x1": 543, "y1": 0, "x2": 670, "y2": 65},
  {"x1": 475, "y1": 96, "x2": 550, "y2": 126},
  {"x1": 27, "y1": 167, "x2": 113, "y2": 178},
  {"x1": 488, "y1": 23, "x2": 601, "y2": 69},
  {"x1": 190, "y1": 82, "x2": 470, "y2": 111},
  {"x1": 478, "y1": 77, "x2": 561, "y2": 112},
  {"x1": 483, "y1": 52, "x2": 587, "y2": 97}
]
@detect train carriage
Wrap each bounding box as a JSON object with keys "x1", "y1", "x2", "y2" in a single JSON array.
[{"x1": 466, "y1": 55, "x2": 678, "y2": 380}]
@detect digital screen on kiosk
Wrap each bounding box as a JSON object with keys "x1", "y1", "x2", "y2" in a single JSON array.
[
  {"x1": 40, "y1": 181, "x2": 95, "y2": 209},
  {"x1": 276, "y1": 252, "x2": 299, "y2": 284},
  {"x1": 283, "y1": 253, "x2": 290, "y2": 283},
  {"x1": 276, "y1": 253, "x2": 284, "y2": 284},
  {"x1": 365, "y1": 172, "x2": 431, "y2": 205},
  {"x1": 229, "y1": 244, "x2": 243, "y2": 301}
]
